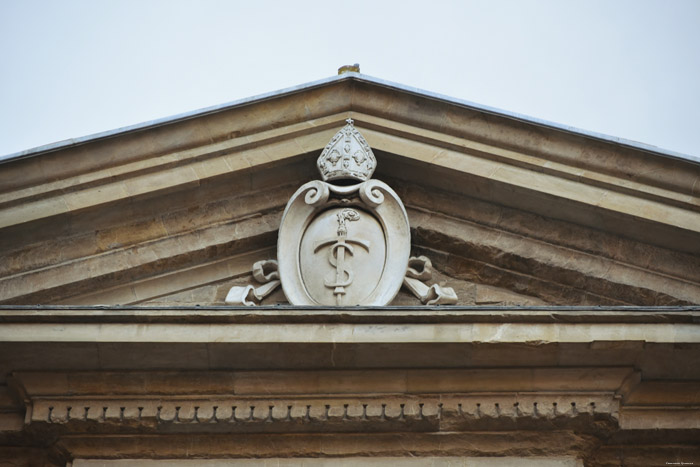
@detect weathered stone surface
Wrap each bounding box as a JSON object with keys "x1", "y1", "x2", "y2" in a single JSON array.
[
  {"x1": 1, "y1": 72, "x2": 699, "y2": 464},
  {"x1": 73, "y1": 458, "x2": 583, "y2": 467},
  {"x1": 46, "y1": 432, "x2": 597, "y2": 463}
]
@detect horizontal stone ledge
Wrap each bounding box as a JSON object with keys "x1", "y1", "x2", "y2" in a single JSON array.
[
  {"x1": 52, "y1": 430, "x2": 617, "y2": 460},
  {"x1": 0, "y1": 321, "x2": 698, "y2": 344},
  {"x1": 620, "y1": 407, "x2": 700, "y2": 429},
  {"x1": 71, "y1": 458, "x2": 583, "y2": 467},
  {"x1": 0, "y1": 306, "x2": 698, "y2": 324},
  {"x1": 14, "y1": 368, "x2": 637, "y2": 396}
]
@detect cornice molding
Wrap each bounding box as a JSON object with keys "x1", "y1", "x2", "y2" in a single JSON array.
[
  {"x1": 0, "y1": 310, "x2": 698, "y2": 344},
  {"x1": 1, "y1": 305, "x2": 699, "y2": 324},
  {"x1": 3, "y1": 73, "x2": 697, "y2": 166},
  {"x1": 2, "y1": 111, "x2": 698, "y2": 234}
]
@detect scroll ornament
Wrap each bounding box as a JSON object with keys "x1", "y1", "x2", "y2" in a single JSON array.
[
  {"x1": 224, "y1": 260, "x2": 280, "y2": 306},
  {"x1": 225, "y1": 255, "x2": 457, "y2": 306},
  {"x1": 403, "y1": 256, "x2": 458, "y2": 305}
]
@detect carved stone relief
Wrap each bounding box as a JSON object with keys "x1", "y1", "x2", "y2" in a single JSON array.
[{"x1": 226, "y1": 119, "x2": 456, "y2": 306}]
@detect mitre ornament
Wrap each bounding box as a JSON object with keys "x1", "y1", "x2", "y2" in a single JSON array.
[{"x1": 317, "y1": 118, "x2": 376, "y2": 182}]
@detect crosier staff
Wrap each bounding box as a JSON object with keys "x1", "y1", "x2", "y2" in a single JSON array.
[{"x1": 313, "y1": 209, "x2": 370, "y2": 305}]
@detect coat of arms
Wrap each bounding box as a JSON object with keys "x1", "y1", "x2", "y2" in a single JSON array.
[{"x1": 226, "y1": 119, "x2": 457, "y2": 306}]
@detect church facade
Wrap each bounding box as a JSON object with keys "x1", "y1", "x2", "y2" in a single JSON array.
[{"x1": 0, "y1": 70, "x2": 699, "y2": 466}]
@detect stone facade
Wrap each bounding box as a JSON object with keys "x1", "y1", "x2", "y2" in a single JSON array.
[{"x1": 0, "y1": 72, "x2": 699, "y2": 465}]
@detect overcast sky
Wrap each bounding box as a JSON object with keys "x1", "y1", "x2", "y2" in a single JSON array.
[{"x1": 1, "y1": 0, "x2": 699, "y2": 158}]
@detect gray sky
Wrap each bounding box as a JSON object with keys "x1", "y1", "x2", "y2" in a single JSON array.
[{"x1": 1, "y1": 0, "x2": 699, "y2": 158}]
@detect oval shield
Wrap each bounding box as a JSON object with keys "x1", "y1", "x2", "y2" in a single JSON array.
[
  {"x1": 300, "y1": 207, "x2": 386, "y2": 305},
  {"x1": 277, "y1": 180, "x2": 410, "y2": 306}
]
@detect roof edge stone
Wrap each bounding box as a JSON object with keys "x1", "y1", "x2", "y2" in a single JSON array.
[{"x1": 1, "y1": 72, "x2": 698, "y2": 166}]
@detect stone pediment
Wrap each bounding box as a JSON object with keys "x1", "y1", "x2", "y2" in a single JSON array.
[
  {"x1": 2, "y1": 71, "x2": 700, "y2": 466},
  {"x1": 0, "y1": 73, "x2": 699, "y2": 306}
]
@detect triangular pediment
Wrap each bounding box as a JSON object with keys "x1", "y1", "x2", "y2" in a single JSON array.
[{"x1": 1, "y1": 73, "x2": 699, "y2": 306}]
